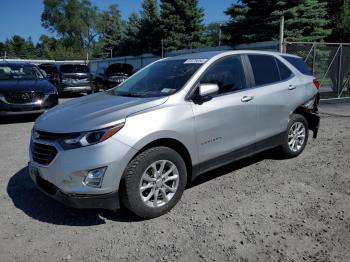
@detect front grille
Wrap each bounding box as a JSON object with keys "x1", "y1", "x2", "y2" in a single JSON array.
[
  {"x1": 63, "y1": 76, "x2": 89, "y2": 81},
  {"x1": 5, "y1": 92, "x2": 44, "y2": 104},
  {"x1": 32, "y1": 142, "x2": 57, "y2": 165}
]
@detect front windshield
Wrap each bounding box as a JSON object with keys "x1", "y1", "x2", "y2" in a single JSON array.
[
  {"x1": 112, "y1": 59, "x2": 203, "y2": 97},
  {"x1": 0, "y1": 64, "x2": 44, "y2": 80}
]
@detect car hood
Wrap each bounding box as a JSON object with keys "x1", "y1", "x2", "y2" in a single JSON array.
[
  {"x1": 35, "y1": 92, "x2": 168, "y2": 133},
  {"x1": 0, "y1": 79, "x2": 55, "y2": 93}
]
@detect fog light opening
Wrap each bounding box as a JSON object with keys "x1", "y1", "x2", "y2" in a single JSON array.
[{"x1": 83, "y1": 167, "x2": 107, "y2": 188}]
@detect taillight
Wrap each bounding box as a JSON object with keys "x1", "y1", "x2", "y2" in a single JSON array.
[{"x1": 313, "y1": 79, "x2": 320, "y2": 90}]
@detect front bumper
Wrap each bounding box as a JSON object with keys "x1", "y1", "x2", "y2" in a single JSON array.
[
  {"x1": 307, "y1": 111, "x2": 320, "y2": 138},
  {"x1": 28, "y1": 135, "x2": 137, "y2": 210},
  {"x1": 59, "y1": 84, "x2": 93, "y2": 93},
  {"x1": 29, "y1": 165, "x2": 119, "y2": 210},
  {"x1": 0, "y1": 94, "x2": 58, "y2": 115},
  {"x1": 305, "y1": 94, "x2": 320, "y2": 139}
]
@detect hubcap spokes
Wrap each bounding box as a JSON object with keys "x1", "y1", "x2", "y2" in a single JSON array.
[
  {"x1": 288, "y1": 122, "x2": 306, "y2": 152},
  {"x1": 139, "y1": 160, "x2": 179, "y2": 208}
]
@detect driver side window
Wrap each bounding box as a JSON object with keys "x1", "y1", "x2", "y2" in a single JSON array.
[{"x1": 200, "y1": 55, "x2": 247, "y2": 95}]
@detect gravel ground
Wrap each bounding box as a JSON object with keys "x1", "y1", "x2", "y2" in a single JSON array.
[{"x1": 0, "y1": 101, "x2": 349, "y2": 262}]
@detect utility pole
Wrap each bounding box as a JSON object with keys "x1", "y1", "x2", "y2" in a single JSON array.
[
  {"x1": 219, "y1": 24, "x2": 222, "y2": 47},
  {"x1": 4, "y1": 50, "x2": 7, "y2": 60},
  {"x1": 110, "y1": 49, "x2": 113, "y2": 58},
  {"x1": 279, "y1": 15, "x2": 285, "y2": 53},
  {"x1": 161, "y1": 39, "x2": 164, "y2": 58}
]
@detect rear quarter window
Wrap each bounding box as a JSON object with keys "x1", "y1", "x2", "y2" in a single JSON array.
[
  {"x1": 248, "y1": 55, "x2": 280, "y2": 86},
  {"x1": 276, "y1": 59, "x2": 293, "y2": 80},
  {"x1": 282, "y1": 56, "x2": 313, "y2": 76}
]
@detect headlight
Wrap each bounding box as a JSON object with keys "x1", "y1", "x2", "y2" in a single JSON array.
[
  {"x1": 60, "y1": 123, "x2": 124, "y2": 149},
  {"x1": 46, "y1": 89, "x2": 58, "y2": 95}
]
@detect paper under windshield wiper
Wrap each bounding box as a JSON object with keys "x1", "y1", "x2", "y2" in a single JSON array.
[{"x1": 116, "y1": 92, "x2": 144, "y2": 97}]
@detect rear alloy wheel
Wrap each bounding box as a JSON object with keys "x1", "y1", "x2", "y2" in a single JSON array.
[
  {"x1": 288, "y1": 122, "x2": 306, "y2": 152},
  {"x1": 279, "y1": 114, "x2": 309, "y2": 158},
  {"x1": 121, "y1": 147, "x2": 187, "y2": 218}
]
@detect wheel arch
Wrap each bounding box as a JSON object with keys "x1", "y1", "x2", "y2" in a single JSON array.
[
  {"x1": 121, "y1": 138, "x2": 193, "y2": 189},
  {"x1": 292, "y1": 105, "x2": 319, "y2": 138},
  {"x1": 139, "y1": 138, "x2": 192, "y2": 179},
  {"x1": 292, "y1": 106, "x2": 309, "y2": 120}
]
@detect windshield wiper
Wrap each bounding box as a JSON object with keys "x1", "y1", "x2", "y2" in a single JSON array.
[{"x1": 116, "y1": 92, "x2": 143, "y2": 98}]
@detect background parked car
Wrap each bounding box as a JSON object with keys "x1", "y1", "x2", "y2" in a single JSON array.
[
  {"x1": 94, "y1": 63, "x2": 133, "y2": 90},
  {"x1": 39, "y1": 63, "x2": 94, "y2": 95},
  {"x1": 38, "y1": 63, "x2": 60, "y2": 87},
  {"x1": 0, "y1": 62, "x2": 58, "y2": 115}
]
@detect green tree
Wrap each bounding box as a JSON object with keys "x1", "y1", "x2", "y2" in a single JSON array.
[
  {"x1": 327, "y1": 0, "x2": 350, "y2": 42},
  {"x1": 36, "y1": 35, "x2": 58, "y2": 59},
  {"x1": 224, "y1": 0, "x2": 331, "y2": 45},
  {"x1": 203, "y1": 22, "x2": 227, "y2": 47},
  {"x1": 272, "y1": 0, "x2": 331, "y2": 42},
  {"x1": 4, "y1": 35, "x2": 37, "y2": 59},
  {"x1": 139, "y1": 0, "x2": 161, "y2": 54},
  {"x1": 35, "y1": 35, "x2": 88, "y2": 60},
  {"x1": 119, "y1": 13, "x2": 142, "y2": 55},
  {"x1": 41, "y1": 0, "x2": 99, "y2": 52},
  {"x1": 0, "y1": 42, "x2": 5, "y2": 57},
  {"x1": 99, "y1": 5, "x2": 124, "y2": 57},
  {"x1": 224, "y1": 0, "x2": 276, "y2": 44},
  {"x1": 160, "y1": 0, "x2": 205, "y2": 52}
]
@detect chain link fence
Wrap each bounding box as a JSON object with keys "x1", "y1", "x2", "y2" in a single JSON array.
[
  {"x1": 89, "y1": 41, "x2": 278, "y2": 75},
  {"x1": 285, "y1": 42, "x2": 350, "y2": 99}
]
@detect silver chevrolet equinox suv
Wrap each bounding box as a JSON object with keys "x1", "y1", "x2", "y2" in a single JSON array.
[{"x1": 29, "y1": 51, "x2": 320, "y2": 218}]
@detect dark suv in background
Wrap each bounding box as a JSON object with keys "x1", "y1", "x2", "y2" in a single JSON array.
[
  {"x1": 94, "y1": 63, "x2": 133, "y2": 91},
  {"x1": 0, "y1": 62, "x2": 58, "y2": 115},
  {"x1": 39, "y1": 63, "x2": 94, "y2": 95}
]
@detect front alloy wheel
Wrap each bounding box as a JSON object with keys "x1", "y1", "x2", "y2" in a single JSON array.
[
  {"x1": 139, "y1": 160, "x2": 179, "y2": 208},
  {"x1": 121, "y1": 147, "x2": 187, "y2": 218}
]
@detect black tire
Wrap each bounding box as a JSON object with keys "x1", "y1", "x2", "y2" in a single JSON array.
[
  {"x1": 121, "y1": 147, "x2": 187, "y2": 218},
  {"x1": 87, "y1": 87, "x2": 94, "y2": 95},
  {"x1": 279, "y1": 114, "x2": 309, "y2": 158}
]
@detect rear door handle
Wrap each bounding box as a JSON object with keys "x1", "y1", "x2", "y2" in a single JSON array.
[
  {"x1": 288, "y1": 85, "x2": 296, "y2": 90},
  {"x1": 241, "y1": 96, "x2": 254, "y2": 102}
]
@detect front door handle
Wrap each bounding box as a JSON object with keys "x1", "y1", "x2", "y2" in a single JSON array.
[
  {"x1": 288, "y1": 85, "x2": 296, "y2": 90},
  {"x1": 241, "y1": 96, "x2": 254, "y2": 102}
]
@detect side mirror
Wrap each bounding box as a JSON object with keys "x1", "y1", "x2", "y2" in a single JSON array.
[
  {"x1": 192, "y1": 83, "x2": 219, "y2": 104},
  {"x1": 199, "y1": 83, "x2": 219, "y2": 97}
]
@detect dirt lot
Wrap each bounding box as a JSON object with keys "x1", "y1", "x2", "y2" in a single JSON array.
[{"x1": 0, "y1": 102, "x2": 349, "y2": 262}]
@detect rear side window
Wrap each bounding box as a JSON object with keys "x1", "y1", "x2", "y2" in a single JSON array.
[
  {"x1": 282, "y1": 56, "x2": 313, "y2": 76},
  {"x1": 248, "y1": 55, "x2": 280, "y2": 86},
  {"x1": 276, "y1": 59, "x2": 293, "y2": 80}
]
